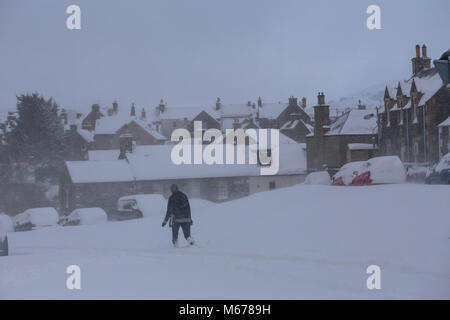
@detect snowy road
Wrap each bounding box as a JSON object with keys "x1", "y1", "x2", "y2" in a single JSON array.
[{"x1": 1, "y1": 184, "x2": 449, "y2": 299}]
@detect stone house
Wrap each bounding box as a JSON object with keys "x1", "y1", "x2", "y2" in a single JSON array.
[
  {"x1": 60, "y1": 140, "x2": 307, "y2": 215},
  {"x1": 306, "y1": 93, "x2": 378, "y2": 171},
  {"x1": 378, "y1": 45, "x2": 450, "y2": 164}
]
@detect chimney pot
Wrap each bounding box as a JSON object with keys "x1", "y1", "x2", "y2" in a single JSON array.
[
  {"x1": 422, "y1": 44, "x2": 427, "y2": 57},
  {"x1": 415, "y1": 44, "x2": 420, "y2": 58}
]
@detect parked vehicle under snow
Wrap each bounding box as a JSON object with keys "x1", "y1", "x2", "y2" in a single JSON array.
[
  {"x1": 425, "y1": 152, "x2": 450, "y2": 184},
  {"x1": 63, "y1": 208, "x2": 108, "y2": 226},
  {"x1": 116, "y1": 194, "x2": 166, "y2": 220},
  {"x1": 332, "y1": 156, "x2": 406, "y2": 186},
  {"x1": 0, "y1": 219, "x2": 9, "y2": 256},
  {"x1": 13, "y1": 207, "x2": 59, "y2": 232}
]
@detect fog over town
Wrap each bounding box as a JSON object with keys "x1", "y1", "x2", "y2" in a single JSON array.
[{"x1": 0, "y1": 0, "x2": 449, "y2": 302}]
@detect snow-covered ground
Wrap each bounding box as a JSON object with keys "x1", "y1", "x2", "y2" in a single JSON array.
[{"x1": 1, "y1": 184, "x2": 449, "y2": 299}]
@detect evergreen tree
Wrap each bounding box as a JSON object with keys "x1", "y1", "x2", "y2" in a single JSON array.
[{"x1": 6, "y1": 93, "x2": 66, "y2": 180}]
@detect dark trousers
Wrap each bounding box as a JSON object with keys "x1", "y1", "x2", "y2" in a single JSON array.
[{"x1": 172, "y1": 222, "x2": 191, "y2": 243}]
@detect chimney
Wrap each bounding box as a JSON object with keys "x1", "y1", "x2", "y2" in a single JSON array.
[
  {"x1": 92, "y1": 104, "x2": 100, "y2": 113},
  {"x1": 288, "y1": 96, "x2": 298, "y2": 107},
  {"x1": 412, "y1": 44, "x2": 431, "y2": 75},
  {"x1": 112, "y1": 101, "x2": 119, "y2": 114},
  {"x1": 422, "y1": 45, "x2": 427, "y2": 57},
  {"x1": 258, "y1": 96, "x2": 262, "y2": 108},
  {"x1": 159, "y1": 99, "x2": 166, "y2": 113},
  {"x1": 118, "y1": 134, "x2": 134, "y2": 160},
  {"x1": 317, "y1": 92, "x2": 326, "y2": 105},
  {"x1": 215, "y1": 97, "x2": 221, "y2": 110},
  {"x1": 140, "y1": 108, "x2": 146, "y2": 120},
  {"x1": 357, "y1": 99, "x2": 366, "y2": 110},
  {"x1": 301, "y1": 97, "x2": 307, "y2": 109},
  {"x1": 60, "y1": 109, "x2": 68, "y2": 124},
  {"x1": 130, "y1": 103, "x2": 136, "y2": 117},
  {"x1": 313, "y1": 92, "x2": 330, "y2": 137}
]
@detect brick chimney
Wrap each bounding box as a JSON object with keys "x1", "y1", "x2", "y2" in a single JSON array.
[
  {"x1": 118, "y1": 134, "x2": 134, "y2": 159},
  {"x1": 112, "y1": 101, "x2": 119, "y2": 115},
  {"x1": 215, "y1": 97, "x2": 221, "y2": 110},
  {"x1": 313, "y1": 92, "x2": 330, "y2": 137},
  {"x1": 92, "y1": 104, "x2": 100, "y2": 113},
  {"x1": 301, "y1": 97, "x2": 307, "y2": 109},
  {"x1": 258, "y1": 96, "x2": 262, "y2": 108},
  {"x1": 60, "y1": 109, "x2": 68, "y2": 124},
  {"x1": 412, "y1": 44, "x2": 431, "y2": 75},
  {"x1": 288, "y1": 96, "x2": 298, "y2": 108},
  {"x1": 140, "y1": 108, "x2": 146, "y2": 120},
  {"x1": 158, "y1": 99, "x2": 166, "y2": 113}
]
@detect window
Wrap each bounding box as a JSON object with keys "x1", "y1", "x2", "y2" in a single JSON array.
[
  {"x1": 269, "y1": 181, "x2": 276, "y2": 190},
  {"x1": 217, "y1": 180, "x2": 228, "y2": 200}
]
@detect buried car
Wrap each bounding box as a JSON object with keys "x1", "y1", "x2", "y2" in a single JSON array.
[
  {"x1": 116, "y1": 194, "x2": 166, "y2": 220},
  {"x1": 13, "y1": 207, "x2": 59, "y2": 232},
  {"x1": 0, "y1": 219, "x2": 9, "y2": 256},
  {"x1": 63, "y1": 208, "x2": 108, "y2": 226},
  {"x1": 425, "y1": 152, "x2": 450, "y2": 185},
  {"x1": 332, "y1": 156, "x2": 406, "y2": 186}
]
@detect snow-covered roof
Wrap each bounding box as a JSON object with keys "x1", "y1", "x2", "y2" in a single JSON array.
[
  {"x1": 414, "y1": 70, "x2": 444, "y2": 106},
  {"x1": 399, "y1": 81, "x2": 411, "y2": 95},
  {"x1": 66, "y1": 160, "x2": 135, "y2": 183},
  {"x1": 258, "y1": 103, "x2": 288, "y2": 119},
  {"x1": 77, "y1": 128, "x2": 94, "y2": 143},
  {"x1": 159, "y1": 106, "x2": 214, "y2": 121},
  {"x1": 326, "y1": 110, "x2": 377, "y2": 136},
  {"x1": 219, "y1": 104, "x2": 254, "y2": 118},
  {"x1": 280, "y1": 119, "x2": 300, "y2": 130},
  {"x1": 95, "y1": 115, "x2": 135, "y2": 134},
  {"x1": 386, "y1": 86, "x2": 397, "y2": 98},
  {"x1": 72, "y1": 141, "x2": 307, "y2": 183},
  {"x1": 438, "y1": 117, "x2": 450, "y2": 127},
  {"x1": 131, "y1": 119, "x2": 167, "y2": 140}
]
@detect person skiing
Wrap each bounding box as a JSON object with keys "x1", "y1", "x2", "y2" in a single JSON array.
[{"x1": 162, "y1": 184, "x2": 195, "y2": 247}]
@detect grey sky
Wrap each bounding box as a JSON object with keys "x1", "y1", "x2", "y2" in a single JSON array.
[{"x1": 0, "y1": 0, "x2": 449, "y2": 113}]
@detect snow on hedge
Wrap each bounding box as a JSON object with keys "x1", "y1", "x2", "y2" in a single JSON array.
[
  {"x1": 304, "y1": 171, "x2": 331, "y2": 185},
  {"x1": 0, "y1": 213, "x2": 14, "y2": 232}
]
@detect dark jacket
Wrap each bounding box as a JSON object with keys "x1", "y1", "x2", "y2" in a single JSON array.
[{"x1": 164, "y1": 191, "x2": 191, "y2": 224}]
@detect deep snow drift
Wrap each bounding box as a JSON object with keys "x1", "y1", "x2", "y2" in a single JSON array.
[{"x1": 1, "y1": 184, "x2": 449, "y2": 299}]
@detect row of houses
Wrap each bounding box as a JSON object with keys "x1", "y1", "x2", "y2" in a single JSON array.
[
  {"x1": 60, "y1": 136, "x2": 307, "y2": 214},
  {"x1": 307, "y1": 45, "x2": 450, "y2": 171}
]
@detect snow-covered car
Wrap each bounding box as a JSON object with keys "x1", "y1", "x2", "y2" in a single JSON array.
[
  {"x1": 116, "y1": 194, "x2": 166, "y2": 220},
  {"x1": 425, "y1": 153, "x2": 450, "y2": 184},
  {"x1": 63, "y1": 208, "x2": 108, "y2": 226},
  {"x1": 332, "y1": 156, "x2": 406, "y2": 186},
  {"x1": 13, "y1": 207, "x2": 59, "y2": 232},
  {"x1": 0, "y1": 217, "x2": 9, "y2": 256}
]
